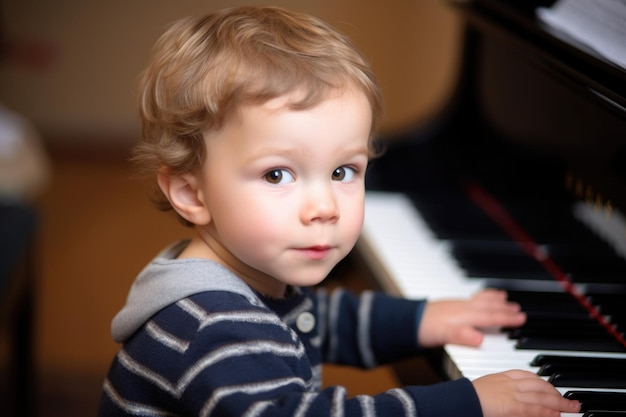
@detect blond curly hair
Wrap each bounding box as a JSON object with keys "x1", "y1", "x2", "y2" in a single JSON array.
[{"x1": 132, "y1": 6, "x2": 384, "y2": 219}]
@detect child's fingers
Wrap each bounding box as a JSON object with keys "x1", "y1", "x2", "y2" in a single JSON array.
[
  {"x1": 474, "y1": 370, "x2": 581, "y2": 417},
  {"x1": 503, "y1": 370, "x2": 581, "y2": 414},
  {"x1": 515, "y1": 391, "x2": 581, "y2": 416}
]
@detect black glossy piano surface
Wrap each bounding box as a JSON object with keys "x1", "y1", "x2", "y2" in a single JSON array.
[{"x1": 359, "y1": 0, "x2": 626, "y2": 415}]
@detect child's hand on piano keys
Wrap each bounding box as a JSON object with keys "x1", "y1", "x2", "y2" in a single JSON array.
[
  {"x1": 472, "y1": 369, "x2": 581, "y2": 417},
  {"x1": 417, "y1": 288, "x2": 526, "y2": 347}
]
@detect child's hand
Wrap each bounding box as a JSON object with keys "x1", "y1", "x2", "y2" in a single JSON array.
[
  {"x1": 417, "y1": 289, "x2": 525, "y2": 347},
  {"x1": 473, "y1": 370, "x2": 581, "y2": 417}
]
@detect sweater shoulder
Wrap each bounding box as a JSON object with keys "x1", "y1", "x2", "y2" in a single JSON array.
[{"x1": 136, "y1": 290, "x2": 297, "y2": 348}]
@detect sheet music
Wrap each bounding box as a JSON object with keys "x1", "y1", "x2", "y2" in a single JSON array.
[{"x1": 537, "y1": 0, "x2": 626, "y2": 69}]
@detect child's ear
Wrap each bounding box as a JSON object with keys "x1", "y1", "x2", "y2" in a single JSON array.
[{"x1": 157, "y1": 169, "x2": 211, "y2": 225}]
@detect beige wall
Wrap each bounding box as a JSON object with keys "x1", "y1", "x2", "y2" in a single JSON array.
[{"x1": 1, "y1": 0, "x2": 462, "y2": 148}]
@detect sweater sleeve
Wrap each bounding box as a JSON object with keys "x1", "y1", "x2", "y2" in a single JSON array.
[{"x1": 317, "y1": 288, "x2": 427, "y2": 367}]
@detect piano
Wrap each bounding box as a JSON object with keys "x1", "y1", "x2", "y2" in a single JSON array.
[{"x1": 356, "y1": 0, "x2": 626, "y2": 416}]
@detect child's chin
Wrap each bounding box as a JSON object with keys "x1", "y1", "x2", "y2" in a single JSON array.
[{"x1": 288, "y1": 271, "x2": 334, "y2": 288}]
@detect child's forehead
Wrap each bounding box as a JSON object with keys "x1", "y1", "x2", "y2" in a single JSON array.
[
  {"x1": 202, "y1": 84, "x2": 373, "y2": 146},
  {"x1": 224, "y1": 89, "x2": 367, "y2": 132},
  {"x1": 252, "y1": 85, "x2": 366, "y2": 112},
  {"x1": 206, "y1": 86, "x2": 371, "y2": 140}
]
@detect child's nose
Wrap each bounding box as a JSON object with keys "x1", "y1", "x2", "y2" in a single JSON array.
[{"x1": 300, "y1": 185, "x2": 339, "y2": 224}]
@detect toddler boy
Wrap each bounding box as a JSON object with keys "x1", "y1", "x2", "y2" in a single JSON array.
[{"x1": 98, "y1": 6, "x2": 579, "y2": 417}]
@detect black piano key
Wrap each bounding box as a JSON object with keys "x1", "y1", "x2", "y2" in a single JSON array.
[
  {"x1": 549, "y1": 372, "x2": 626, "y2": 388},
  {"x1": 506, "y1": 317, "x2": 608, "y2": 340},
  {"x1": 564, "y1": 391, "x2": 626, "y2": 412},
  {"x1": 531, "y1": 354, "x2": 626, "y2": 368},
  {"x1": 451, "y1": 249, "x2": 553, "y2": 280},
  {"x1": 588, "y1": 293, "x2": 626, "y2": 305},
  {"x1": 583, "y1": 295, "x2": 626, "y2": 333},
  {"x1": 449, "y1": 241, "x2": 626, "y2": 285},
  {"x1": 583, "y1": 412, "x2": 626, "y2": 417},
  {"x1": 510, "y1": 316, "x2": 601, "y2": 328},
  {"x1": 512, "y1": 318, "x2": 623, "y2": 340},
  {"x1": 589, "y1": 294, "x2": 626, "y2": 322},
  {"x1": 523, "y1": 311, "x2": 596, "y2": 321},
  {"x1": 508, "y1": 325, "x2": 600, "y2": 339},
  {"x1": 517, "y1": 337, "x2": 626, "y2": 352},
  {"x1": 408, "y1": 198, "x2": 508, "y2": 241},
  {"x1": 514, "y1": 317, "x2": 601, "y2": 329},
  {"x1": 489, "y1": 201, "x2": 585, "y2": 242},
  {"x1": 504, "y1": 203, "x2": 593, "y2": 241},
  {"x1": 505, "y1": 290, "x2": 585, "y2": 314},
  {"x1": 538, "y1": 360, "x2": 626, "y2": 376},
  {"x1": 545, "y1": 251, "x2": 626, "y2": 284},
  {"x1": 512, "y1": 325, "x2": 613, "y2": 341},
  {"x1": 506, "y1": 290, "x2": 579, "y2": 303}
]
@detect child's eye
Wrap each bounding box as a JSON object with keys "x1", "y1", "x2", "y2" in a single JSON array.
[
  {"x1": 263, "y1": 169, "x2": 295, "y2": 185},
  {"x1": 332, "y1": 166, "x2": 356, "y2": 182}
]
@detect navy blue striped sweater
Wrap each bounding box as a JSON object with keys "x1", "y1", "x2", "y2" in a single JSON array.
[{"x1": 98, "y1": 241, "x2": 482, "y2": 416}]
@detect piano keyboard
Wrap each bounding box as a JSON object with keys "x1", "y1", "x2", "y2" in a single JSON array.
[{"x1": 358, "y1": 191, "x2": 626, "y2": 417}]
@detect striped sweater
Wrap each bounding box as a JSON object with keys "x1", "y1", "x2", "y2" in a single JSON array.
[{"x1": 98, "y1": 241, "x2": 482, "y2": 417}]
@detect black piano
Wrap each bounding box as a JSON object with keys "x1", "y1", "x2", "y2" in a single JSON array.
[{"x1": 357, "y1": 0, "x2": 626, "y2": 415}]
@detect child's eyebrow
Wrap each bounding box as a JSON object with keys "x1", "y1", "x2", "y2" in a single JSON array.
[
  {"x1": 254, "y1": 143, "x2": 367, "y2": 154},
  {"x1": 339, "y1": 146, "x2": 370, "y2": 159},
  {"x1": 243, "y1": 144, "x2": 370, "y2": 164},
  {"x1": 244, "y1": 146, "x2": 304, "y2": 162}
]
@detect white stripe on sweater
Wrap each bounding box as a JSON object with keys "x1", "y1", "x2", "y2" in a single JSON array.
[
  {"x1": 146, "y1": 321, "x2": 190, "y2": 353},
  {"x1": 387, "y1": 388, "x2": 417, "y2": 417},
  {"x1": 117, "y1": 339, "x2": 307, "y2": 399},
  {"x1": 102, "y1": 378, "x2": 177, "y2": 416},
  {"x1": 199, "y1": 377, "x2": 305, "y2": 417},
  {"x1": 357, "y1": 291, "x2": 376, "y2": 368}
]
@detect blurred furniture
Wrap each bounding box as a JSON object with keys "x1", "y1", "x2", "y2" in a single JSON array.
[{"x1": 1, "y1": 202, "x2": 37, "y2": 417}]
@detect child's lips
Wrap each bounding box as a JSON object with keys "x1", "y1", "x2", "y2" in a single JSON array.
[{"x1": 296, "y1": 245, "x2": 333, "y2": 260}]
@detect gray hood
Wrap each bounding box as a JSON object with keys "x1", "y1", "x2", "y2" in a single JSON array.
[{"x1": 111, "y1": 240, "x2": 261, "y2": 343}]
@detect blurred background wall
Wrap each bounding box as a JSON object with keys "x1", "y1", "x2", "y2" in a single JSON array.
[
  {"x1": 0, "y1": 0, "x2": 462, "y2": 415},
  {"x1": 1, "y1": 0, "x2": 462, "y2": 148}
]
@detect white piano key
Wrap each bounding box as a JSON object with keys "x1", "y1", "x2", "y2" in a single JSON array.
[{"x1": 557, "y1": 388, "x2": 626, "y2": 395}]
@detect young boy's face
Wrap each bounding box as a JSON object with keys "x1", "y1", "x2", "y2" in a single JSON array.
[{"x1": 190, "y1": 88, "x2": 372, "y2": 297}]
